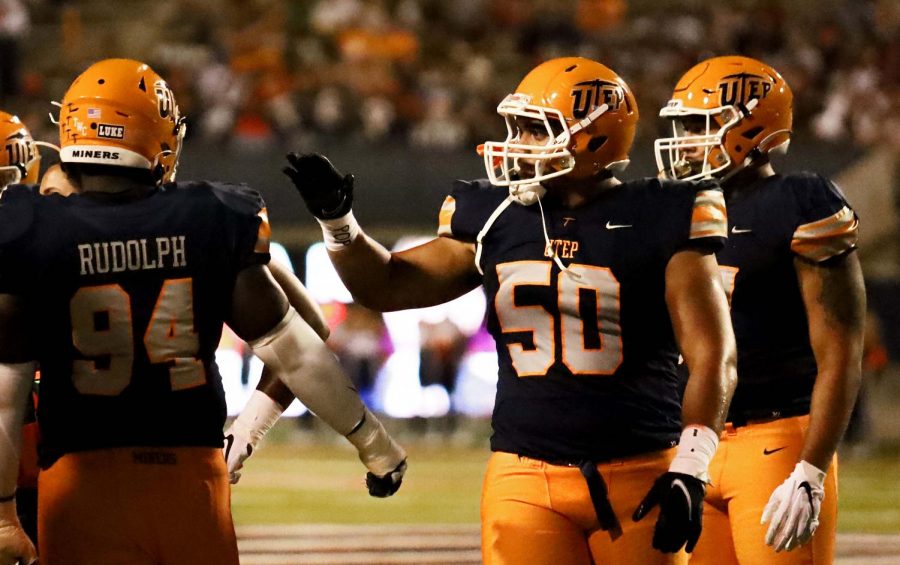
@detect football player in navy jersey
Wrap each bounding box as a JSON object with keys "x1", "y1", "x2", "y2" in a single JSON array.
[
  {"x1": 655, "y1": 55, "x2": 866, "y2": 563},
  {"x1": 0, "y1": 58, "x2": 406, "y2": 565},
  {"x1": 40, "y1": 162, "x2": 333, "y2": 486},
  {"x1": 0, "y1": 110, "x2": 42, "y2": 565},
  {"x1": 286, "y1": 57, "x2": 737, "y2": 564}
]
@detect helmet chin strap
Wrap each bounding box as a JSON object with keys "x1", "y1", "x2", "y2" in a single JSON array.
[{"x1": 509, "y1": 181, "x2": 546, "y2": 205}]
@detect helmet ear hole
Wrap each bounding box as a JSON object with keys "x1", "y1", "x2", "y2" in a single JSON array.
[
  {"x1": 588, "y1": 136, "x2": 607, "y2": 152},
  {"x1": 742, "y1": 126, "x2": 764, "y2": 139}
]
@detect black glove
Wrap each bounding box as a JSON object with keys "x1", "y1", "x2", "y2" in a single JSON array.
[
  {"x1": 365, "y1": 459, "x2": 407, "y2": 498},
  {"x1": 283, "y1": 153, "x2": 355, "y2": 219},
  {"x1": 633, "y1": 472, "x2": 706, "y2": 553}
]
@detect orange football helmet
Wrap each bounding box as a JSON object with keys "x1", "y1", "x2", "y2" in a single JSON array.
[
  {"x1": 58, "y1": 58, "x2": 186, "y2": 183},
  {"x1": 0, "y1": 111, "x2": 40, "y2": 188},
  {"x1": 482, "y1": 57, "x2": 638, "y2": 191},
  {"x1": 655, "y1": 55, "x2": 792, "y2": 181}
]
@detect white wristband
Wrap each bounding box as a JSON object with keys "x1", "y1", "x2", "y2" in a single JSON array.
[
  {"x1": 317, "y1": 211, "x2": 360, "y2": 251},
  {"x1": 231, "y1": 390, "x2": 284, "y2": 446},
  {"x1": 669, "y1": 424, "x2": 719, "y2": 482}
]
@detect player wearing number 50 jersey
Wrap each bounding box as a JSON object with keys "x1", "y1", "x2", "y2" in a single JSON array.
[
  {"x1": 286, "y1": 57, "x2": 737, "y2": 565},
  {"x1": 0, "y1": 58, "x2": 405, "y2": 565},
  {"x1": 655, "y1": 56, "x2": 865, "y2": 563}
]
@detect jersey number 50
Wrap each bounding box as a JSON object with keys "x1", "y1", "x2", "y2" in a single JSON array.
[
  {"x1": 496, "y1": 261, "x2": 622, "y2": 377},
  {"x1": 69, "y1": 278, "x2": 205, "y2": 396}
]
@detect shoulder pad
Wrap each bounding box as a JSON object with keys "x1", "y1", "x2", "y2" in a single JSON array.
[
  {"x1": 783, "y1": 173, "x2": 857, "y2": 262},
  {"x1": 781, "y1": 172, "x2": 850, "y2": 210},
  {"x1": 0, "y1": 184, "x2": 37, "y2": 246},
  {"x1": 451, "y1": 178, "x2": 497, "y2": 195},
  {"x1": 176, "y1": 180, "x2": 266, "y2": 216},
  {"x1": 655, "y1": 177, "x2": 721, "y2": 196},
  {"x1": 438, "y1": 179, "x2": 508, "y2": 241}
]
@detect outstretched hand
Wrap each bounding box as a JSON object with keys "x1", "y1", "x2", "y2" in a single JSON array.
[{"x1": 283, "y1": 153, "x2": 355, "y2": 220}]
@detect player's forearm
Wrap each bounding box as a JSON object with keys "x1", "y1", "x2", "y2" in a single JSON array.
[
  {"x1": 256, "y1": 367, "x2": 296, "y2": 410},
  {"x1": 681, "y1": 355, "x2": 736, "y2": 432},
  {"x1": 802, "y1": 364, "x2": 862, "y2": 471},
  {"x1": 796, "y1": 253, "x2": 866, "y2": 470},
  {"x1": 250, "y1": 308, "x2": 365, "y2": 435},
  {"x1": 0, "y1": 362, "x2": 35, "y2": 498}
]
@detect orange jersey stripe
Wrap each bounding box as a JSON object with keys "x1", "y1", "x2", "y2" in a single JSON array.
[
  {"x1": 255, "y1": 207, "x2": 272, "y2": 254},
  {"x1": 437, "y1": 195, "x2": 456, "y2": 237},
  {"x1": 791, "y1": 206, "x2": 858, "y2": 262},
  {"x1": 690, "y1": 189, "x2": 727, "y2": 240}
]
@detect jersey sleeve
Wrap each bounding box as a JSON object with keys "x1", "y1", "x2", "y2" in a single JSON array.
[
  {"x1": 436, "y1": 179, "x2": 509, "y2": 243},
  {"x1": 207, "y1": 182, "x2": 272, "y2": 270},
  {"x1": 657, "y1": 179, "x2": 728, "y2": 257},
  {"x1": 787, "y1": 173, "x2": 858, "y2": 262}
]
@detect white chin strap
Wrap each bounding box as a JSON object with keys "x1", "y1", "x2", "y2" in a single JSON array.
[{"x1": 474, "y1": 185, "x2": 579, "y2": 280}]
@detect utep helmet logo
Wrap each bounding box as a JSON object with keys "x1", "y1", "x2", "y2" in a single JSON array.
[
  {"x1": 4, "y1": 132, "x2": 36, "y2": 170},
  {"x1": 571, "y1": 80, "x2": 623, "y2": 119},
  {"x1": 154, "y1": 80, "x2": 178, "y2": 120},
  {"x1": 717, "y1": 72, "x2": 773, "y2": 107}
]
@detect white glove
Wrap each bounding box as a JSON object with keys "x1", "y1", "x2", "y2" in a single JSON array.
[
  {"x1": 223, "y1": 391, "x2": 284, "y2": 484},
  {"x1": 0, "y1": 501, "x2": 37, "y2": 565},
  {"x1": 761, "y1": 460, "x2": 826, "y2": 552}
]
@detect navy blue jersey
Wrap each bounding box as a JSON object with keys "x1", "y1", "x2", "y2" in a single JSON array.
[
  {"x1": 0, "y1": 181, "x2": 270, "y2": 467},
  {"x1": 437, "y1": 178, "x2": 727, "y2": 462},
  {"x1": 717, "y1": 172, "x2": 857, "y2": 421}
]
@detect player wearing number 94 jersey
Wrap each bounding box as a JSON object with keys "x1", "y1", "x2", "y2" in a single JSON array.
[
  {"x1": 287, "y1": 57, "x2": 737, "y2": 565},
  {"x1": 0, "y1": 58, "x2": 405, "y2": 565}
]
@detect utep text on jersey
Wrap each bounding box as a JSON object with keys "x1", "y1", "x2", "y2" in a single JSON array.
[{"x1": 438, "y1": 177, "x2": 727, "y2": 463}]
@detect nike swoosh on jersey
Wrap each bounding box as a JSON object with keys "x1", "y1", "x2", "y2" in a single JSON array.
[
  {"x1": 605, "y1": 221, "x2": 633, "y2": 229},
  {"x1": 763, "y1": 446, "x2": 787, "y2": 455},
  {"x1": 731, "y1": 226, "x2": 752, "y2": 234}
]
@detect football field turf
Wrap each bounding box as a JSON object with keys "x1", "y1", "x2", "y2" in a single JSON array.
[{"x1": 231, "y1": 419, "x2": 900, "y2": 534}]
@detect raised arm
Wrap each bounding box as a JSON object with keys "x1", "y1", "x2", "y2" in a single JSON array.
[{"x1": 283, "y1": 153, "x2": 481, "y2": 311}]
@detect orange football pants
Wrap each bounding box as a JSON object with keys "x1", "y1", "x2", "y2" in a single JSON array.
[
  {"x1": 481, "y1": 449, "x2": 688, "y2": 565},
  {"x1": 38, "y1": 447, "x2": 238, "y2": 565},
  {"x1": 690, "y1": 415, "x2": 837, "y2": 565}
]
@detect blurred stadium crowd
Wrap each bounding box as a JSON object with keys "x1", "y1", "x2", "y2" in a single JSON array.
[
  {"x1": 1, "y1": 0, "x2": 898, "y2": 154},
  {"x1": 2, "y1": 0, "x2": 899, "y2": 446}
]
